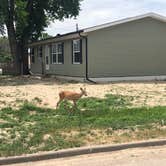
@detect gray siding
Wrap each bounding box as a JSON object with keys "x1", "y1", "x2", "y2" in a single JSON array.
[
  {"x1": 30, "y1": 47, "x2": 43, "y2": 74},
  {"x1": 88, "y1": 17, "x2": 166, "y2": 77},
  {"x1": 45, "y1": 38, "x2": 86, "y2": 77}
]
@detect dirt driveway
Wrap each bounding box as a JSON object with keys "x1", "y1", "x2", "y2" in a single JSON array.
[{"x1": 0, "y1": 76, "x2": 166, "y2": 109}]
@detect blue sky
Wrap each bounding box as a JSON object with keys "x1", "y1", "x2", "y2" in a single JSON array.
[{"x1": 46, "y1": 0, "x2": 166, "y2": 36}]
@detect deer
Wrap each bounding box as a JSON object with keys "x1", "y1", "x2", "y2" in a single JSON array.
[{"x1": 56, "y1": 87, "x2": 87, "y2": 109}]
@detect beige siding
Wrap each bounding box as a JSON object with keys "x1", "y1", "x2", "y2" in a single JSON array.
[
  {"x1": 88, "y1": 17, "x2": 166, "y2": 77},
  {"x1": 45, "y1": 38, "x2": 86, "y2": 77}
]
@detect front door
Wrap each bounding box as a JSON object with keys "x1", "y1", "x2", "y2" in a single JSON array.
[
  {"x1": 30, "y1": 46, "x2": 43, "y2": 75},
  {"x1": 45, "y1": 45, "x2": 50, "y2": 71}
]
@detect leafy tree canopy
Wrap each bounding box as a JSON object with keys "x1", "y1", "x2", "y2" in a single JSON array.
[
  {"x1": 0, "y1": 0, "x2": 82, "y2": 74},
  {"x1": 0, "y1": 37, "x2": 12, "y2": 62},
  {"x1": 39, "y1": 32, "x2": 53, "y2": 40},
  {"x1": 0, "y1": 0, "x2": 82, "y2": 41}
]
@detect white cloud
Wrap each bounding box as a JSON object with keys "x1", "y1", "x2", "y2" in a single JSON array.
[{"x1": 46, "y1": 0, "x2": 166, "y2": 36}]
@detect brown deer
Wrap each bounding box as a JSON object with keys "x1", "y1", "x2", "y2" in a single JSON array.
[{"x1": 56, "y1": 88, "x2": 87, "y2": 109}]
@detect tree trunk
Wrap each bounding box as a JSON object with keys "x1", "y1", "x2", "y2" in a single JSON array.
[
  {"x1": 18, "y1": 41, "x2": 29, "y2": 75},
  {"x1": 22, "y1": 47, "x2": 29, "y2": 75},
  {"x1": 5, "y1": 0, "x2": 21, "y2": 75},
  {"x1": 6, "y1": 25, "x2": 21, "y2": 75}
]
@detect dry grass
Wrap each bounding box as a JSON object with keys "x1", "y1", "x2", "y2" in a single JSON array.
[
  {"x1": 54, "y1": 124, "x2": 166, "y2": 146},
  {"x1": 0, "y1": 75, "x2": 166, "y2": 109},
  {"x1": 0, "y1": 88, "x2": 166, "y2": 157}
]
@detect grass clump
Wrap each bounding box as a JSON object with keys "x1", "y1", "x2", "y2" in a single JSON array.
[{"x1": 0, "y1": 94, "x2": 166, "y2": 157}]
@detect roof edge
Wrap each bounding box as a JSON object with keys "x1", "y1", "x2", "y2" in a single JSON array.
[
  {"x1": 83, "y1": 12, "x2": 166, "y2": 33},
  {"x1": 28, "y1": 30, "x2": 83, "y2": 46},
  {"x1": 29, "y1": 12, "x2": 166, "y2": 46}
]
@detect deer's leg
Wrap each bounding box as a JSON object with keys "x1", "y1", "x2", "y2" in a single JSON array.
[
  {"x1": 74, "y1": 101, "x2": 77, "y2": 108},
  {"x1": 56, "y1": 99, "x2": 62, "y2": 108},
  {"x1": 56, "y1": 101, "x2": 60, "y2": 108},
  {"x1": 71, "y1": 100, "x2": 77, "y2": 111},
  {"x1": 63, "y1": 100, "x2": 69, "y2": 110}
]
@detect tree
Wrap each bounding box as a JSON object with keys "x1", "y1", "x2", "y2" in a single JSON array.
[
  {"x1": 0, "y1": 37, "x2": 12, "y2": 62},
  {"x1": 0, "y1": 0, "x2": 82, "y2": 74},
  {"x1": 39, "y1": 32, "x2": 53, "y2": 40}
]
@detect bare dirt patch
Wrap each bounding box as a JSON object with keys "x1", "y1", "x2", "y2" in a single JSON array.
[
  {"x1": 61, "y1": 126, "x2": 166, "y2": 146},
  {"x1": 0, "y1": 76, "x2": 166, "y2": 109}
]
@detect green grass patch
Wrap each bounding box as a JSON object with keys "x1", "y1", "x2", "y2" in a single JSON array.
[{"x1": 0, "y1": 94, "x2": 166, "y2": 157}]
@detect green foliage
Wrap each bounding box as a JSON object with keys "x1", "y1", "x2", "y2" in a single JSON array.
[
  {"x1": 0, "y1": 22, "x2": 5, "y2": 35},
  {"x1": 0, "y1": 37, "x2": 12, "y2": 62},
  {"x1": 0, "y1": 0, "x2": 8, "y2": 35},
  {"x1": 15, "y1": 0, "x2": 28, "y2": 39},
  {"x1": 0, "y1": 0, "x2": 82, "y2": 73},
  {"x1": 0, "y1": 0, "x2": 82, "y2": 40},
  {"x1": 0, "y1": 51, "x2": 12, "y2": 62},
  {"x1": 39, "y1": 32, "x2": 53, "y2": 40},
  {"x1": 0, "y1": 1, "x2": 5, "y2": 35},
  {"x1": 0, "y1": 94, "x2": 166, "y2": 157}
]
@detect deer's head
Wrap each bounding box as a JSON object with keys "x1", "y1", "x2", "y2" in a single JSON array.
[{"x1": 80, "y1": 87, "x2": 87, "y2": 96}]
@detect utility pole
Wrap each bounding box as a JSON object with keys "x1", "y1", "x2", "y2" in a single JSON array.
[{"x1": 76, "y1": 23, "x2": 79, "y2": 31}]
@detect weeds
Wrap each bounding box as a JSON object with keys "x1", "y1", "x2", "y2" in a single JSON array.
[{"x1": 0, "y1": 94, "x2": 166, "y2": 157}]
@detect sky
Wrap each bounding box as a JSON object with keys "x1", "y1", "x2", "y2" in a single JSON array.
[{"x1": 46, "y1": 0, "x2": 166, "y2": 36}]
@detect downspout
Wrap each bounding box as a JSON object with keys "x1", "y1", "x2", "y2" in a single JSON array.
[
  {"x1": 27, "y1": 45, "x2": 35, "y2": 76},
  {"x1": 79, "y1": 32, "x2": 97, "y2": 84}
]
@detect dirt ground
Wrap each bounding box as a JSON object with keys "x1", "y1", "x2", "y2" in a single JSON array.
[{"x1": 0, "y1": 76, "x2": 166, "y2": 109}]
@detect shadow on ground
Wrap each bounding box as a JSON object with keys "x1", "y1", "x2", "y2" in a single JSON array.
[{"x1": 0, "y1": 75, "x2": 81, "y2": 86}]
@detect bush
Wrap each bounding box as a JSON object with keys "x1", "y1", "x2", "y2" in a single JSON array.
[{"x1": 0, "y1": 37, "x2": 12, "y2": 63}]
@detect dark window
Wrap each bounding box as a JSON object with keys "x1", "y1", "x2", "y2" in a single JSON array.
[
  {"x1": 58, "y1": 53, "x2": 63, "y2": 63},
  {"x1": 30, "y1": 48, "x2": 35, "y2": 63},
  {"x1": 52, "y1": 54, "x2": 56, "y2": 63},
  {"x1": 72, "y1": 39, "x2": 82, "y2": 64},
  {"x1": 74, "y1": 52, "x2": 81, "y2": 63},
  {"x1": 38, "y1": 46, "x2": 42, "y2": 57}
]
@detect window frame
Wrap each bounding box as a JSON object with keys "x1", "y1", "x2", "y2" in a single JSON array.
[
  {"x1": 37, "y1": 46, "x2": 42, "y2": 58},
  {"x1": 72, "y1": 39, "x2": 82, "y2": 64},
  {"x1": 51, "y1": 42, "x2": 64, "y2": 64}
]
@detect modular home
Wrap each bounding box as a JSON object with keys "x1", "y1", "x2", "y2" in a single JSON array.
[{"x1": 28, "y1": 13, "x2": 166, "y2": 82}]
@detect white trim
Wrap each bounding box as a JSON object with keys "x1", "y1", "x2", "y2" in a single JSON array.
[
  {"x1": 52, "y1": 63, "x2": 63, "y2": 65},
  {"x1": 47, "y1": 75, "x2": 166, "y2": 83},
  {"x1": 55, "y1": 76, "x2": 85, "y2": 82},
  {"x1": 89, "y1": 75, "x2": 166, "y2": 83},
  {"x1": 73, "y1": 62, "x2": 81, "y2": 65},
  {"x1": 0, "y1": 68, "x2": 2, "y2": 75},
  {"x1": 84, "y1": 12, "x2": 166, "y2": 33},
  {"x1": 45, "y1": 45, "x2": 50, "y2": 70}
]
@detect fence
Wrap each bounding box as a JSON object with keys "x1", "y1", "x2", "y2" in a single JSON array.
[{"x1": 0, "y1": 62, "x2": 15, "y2": 75}]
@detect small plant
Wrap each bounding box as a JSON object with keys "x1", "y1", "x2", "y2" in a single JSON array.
[
  {"x1": 0, "y1": 51, "x2": 12, "y2": 63},
  {"x1": 33, "y1": 97, "x2": 43, "y2": 104},
  {"x1": 0, "y1": 95, "x2": 166, "y2": 157}
]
